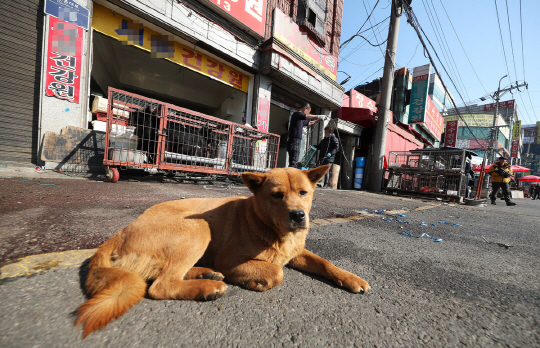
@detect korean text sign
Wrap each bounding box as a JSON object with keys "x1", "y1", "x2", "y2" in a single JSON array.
[
  {"x1": 408, "y1": 64, "x2": 431, "y2": 124},
  {"x1": 92, "y1": 4, "x2": 249, "y2": 93},
  {"x1": 422, "y1": 96, "x2": 444, "y2": 141},
  {"x1": 349, "y1": 90, "x2": 377, "y2": 113},
  {"x1": 205, "y1": 0, "x2": 266, "y2": 36},
  {"x1": 512, "y1": 120, "x2": 521, "y2": 139},
  {"x1": 444, "y1": 120, "x2": 458, "y2": 147},
  {"x1": 272, "y1": 9, "x2": 337, "y2": 81},
  {"x1": 45, "y1": 16, "x2": 83, "y2": 103}
]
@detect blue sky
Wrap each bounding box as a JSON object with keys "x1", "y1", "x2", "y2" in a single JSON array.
[{"x1": 338, "y1": 0, "x2": 540, "y2": 125}]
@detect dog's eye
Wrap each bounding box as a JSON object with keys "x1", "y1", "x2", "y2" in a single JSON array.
[
  {"x1": 299, "y1": 191, "x2": 308, "y2": 197},
  {"x1": 272, "y1": 192, "x2": 284, "y2": 199}
]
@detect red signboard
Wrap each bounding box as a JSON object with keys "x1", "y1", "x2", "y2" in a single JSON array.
[
  {"x1": 205, "y1": 0, "x2": 266, "y2": 37},
  {"x1": 484, "y1": 99, "x2": 515, "y2": 111},
  {"x1": 421, "y1": 96, "x2": 444, "y2": 141},
  {"x1": 45, "y1": 16, "x2": 83, "y2": 103},
  {"x1": 273, "y1": 9, "x2": 337, "y2": 80},
  {"x1": 349, "y1": 90, "x2": 377, "y2": 113},
  {"x1": 256, "y1": 96, "x2": 270, "y2": 132},
  {"x1": 510, "y1": 139, "x2": 520, "y2": 158},
  {"x1": 444, "y1": 120, "x2": 458, "y2": 147}
]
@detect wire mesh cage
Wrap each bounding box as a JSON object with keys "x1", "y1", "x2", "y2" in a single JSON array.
[
  {"x1": 387, "y1": 149, "x2": 469, "y2": 172},
  {"x1": 102, "y1": 88, "x2": 280, "y2": 180}
]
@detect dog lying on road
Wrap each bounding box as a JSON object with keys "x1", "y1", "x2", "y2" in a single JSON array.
[{"x1": 76, "y1": 165, "x2": 370, "y2": 337}]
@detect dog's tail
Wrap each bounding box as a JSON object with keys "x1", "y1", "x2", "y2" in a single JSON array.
[{"x1": 75, "y1": 233, "x2": 147, "y2": 338}]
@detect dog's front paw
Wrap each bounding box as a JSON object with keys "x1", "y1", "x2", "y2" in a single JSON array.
[
  {"x1": 337, "y1": 273, "x2": 370, "y2": 294},
  {"x1": 243, "y1": 280, "x2": 272, "y2": 292},
  {"x1": 198, "y1": 272, "x2": 225, "y2": 281}
]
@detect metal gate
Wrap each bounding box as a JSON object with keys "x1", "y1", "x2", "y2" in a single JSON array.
[
  {"x1": 0, "y1": 0, "x2": 43, "y2": 162},
  {"x1": 102, "y1": 88, "x2": 280, "y2": 181}
]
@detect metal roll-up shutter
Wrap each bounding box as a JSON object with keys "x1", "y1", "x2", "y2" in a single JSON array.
[{"x1": 0, "y1": 0, "x2": 44, "y2": 163}]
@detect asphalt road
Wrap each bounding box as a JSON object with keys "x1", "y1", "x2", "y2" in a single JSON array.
[{"x1": 1, "y1": 164, "x2": 539, "y2": 347}]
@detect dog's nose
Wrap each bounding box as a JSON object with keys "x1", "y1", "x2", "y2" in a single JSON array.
[{"x1": 289, "y1": 210, "x2": 305, "y2": 222}]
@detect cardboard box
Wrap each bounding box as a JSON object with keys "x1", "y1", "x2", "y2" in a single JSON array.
[{"x1": 92, "y1": 96, "x2": 130, "y2": 118}]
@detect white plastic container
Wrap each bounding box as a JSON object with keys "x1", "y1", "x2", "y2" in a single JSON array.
[
  {"x1": 109, "y1": 149, "x2": 147, "y2": 163},
  {"x1": 110, "y1": 134, "x2": 138, "y2": 150}
]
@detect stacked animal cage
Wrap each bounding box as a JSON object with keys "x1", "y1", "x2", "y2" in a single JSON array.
[
  {"x1": 102, "y1": 88, "x2": 280, "y2": 182},
  {"x1": 384, "y1": 149, "x2": 468, "y2": 200}
]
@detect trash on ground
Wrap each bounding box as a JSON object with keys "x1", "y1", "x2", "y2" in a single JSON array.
[
  {"x1": 439, "y1": 222, "x2": 462, "y2": 226},
  {"x1": 395, "y1": 213, "x2": 406, "y2": 217},
  {"x1": 419, "y1": 222, "x2": 436, "y2": 226},
  {"x1": 399, "y1": 231, "x2": 443, "y2": 242},
  {"x1": 481, "y1": 236, "x2": 513, "y2": 249},
  {"x1": 374, "y1": 210, "x2": 386, "y2": 214}
]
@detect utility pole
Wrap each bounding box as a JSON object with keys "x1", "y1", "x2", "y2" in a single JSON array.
[
  {"x1": 369, "y1": 0, "x2": 405, "y2": 192},
  {"x1": 488, "y1": 78, "x2": 528, "y2": 163}
]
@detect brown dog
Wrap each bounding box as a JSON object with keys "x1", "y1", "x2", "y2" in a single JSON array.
[{"x1": 76, "y1": 165, "x2": 369, "y2": 337}]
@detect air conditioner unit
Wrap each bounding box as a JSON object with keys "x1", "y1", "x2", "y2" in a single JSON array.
[{"x1": 297, "y1": 0, "x2": 327, "y2": 39}]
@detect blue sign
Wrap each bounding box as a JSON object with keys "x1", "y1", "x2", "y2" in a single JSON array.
[
  {"x1": 45, "y1": 0, "x2": 89, "y2": 30},
  {"x1": 409, "y1": 78, "x2": 429, "y2": 124}
]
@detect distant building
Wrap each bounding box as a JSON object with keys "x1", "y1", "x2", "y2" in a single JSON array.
[{"x1": 442, "y1": 100, "x2": 520, "y2": 161}]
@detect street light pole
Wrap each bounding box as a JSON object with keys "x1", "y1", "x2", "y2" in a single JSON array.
[{"x1": 490, "y1": 75, "x2": 507, "y2": 163}]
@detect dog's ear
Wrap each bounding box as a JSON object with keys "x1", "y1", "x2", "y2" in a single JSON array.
[
  {"x1": 305, "y1": 165, "x2": 330, "y2": 186},
  {"x1": 242, "y1": 172, "x2": 267, "y2": 193}
]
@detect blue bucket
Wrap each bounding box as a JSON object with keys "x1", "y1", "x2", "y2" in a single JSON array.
[
  {"x1": 353, "y1": 178, "x2": 363, "y2": 190},
  {"x1": 354, "y1": 168, "x2": 364, "y2": 174},
  {"x1": 355, "y1": 157, "x2": 366, "y2": 168}
]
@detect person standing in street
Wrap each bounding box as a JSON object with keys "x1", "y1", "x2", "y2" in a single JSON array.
[
  {"x1": 287, "y1": 103, "x2": 326, "y2": 168},
  {"x1": 488, "y1": 156, "x2": 516, "y2": 206},
  {"x1": 532, "y1": 183, "x2": 540, "y2": 200},
  {"x1": 315, "y1": 125, "x2": 339, "y2": 188}
]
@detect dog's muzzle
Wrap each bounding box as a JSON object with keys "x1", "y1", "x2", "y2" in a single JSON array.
[{"x1": 288, "y1": 209, "x2": 307, "y2": 229}]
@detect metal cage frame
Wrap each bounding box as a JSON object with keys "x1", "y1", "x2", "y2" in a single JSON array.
[{"x1": 102, "y1": 88, "x2": 280, "y2": 180}]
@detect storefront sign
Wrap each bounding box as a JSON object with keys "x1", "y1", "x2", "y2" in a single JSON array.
[
  {"x1": 349, "y1": 90, "x2": 377, "y2": 112},
  {"x1": 257, "y1": 97, "x2": 270, "y2": 132},
  {"x1": 444, "y1": 120, "x2": 458, "y2": 147},
  {"x1": 92, "y1": 4, "x2": 249, "y2": 93},
  {"x1": 510, "y1": 139, "x2": 519, "y2": 158},
  {"x1": 444, "y1": 113, "x2": 510, "y2": 139},
  {"x1": 273, "y1": 9, "x2": 337, "y2": 81},
  {"x1": 420, "y1": 96, "x2": 444, "y2": 141},
  {"x1": 44, "y1": 16, "x2": 83, "y2": 103},
  {"x1": 45, "y1": 0, "x2": 89, "y2": 30},
  {"x1": 537, "y1": 121, "x2": 540, "y2": 144},
  {"x1": 199, "y1": 0, "x2": 266, "y2": 37},
  {"x1": 512, "y1": 120, "x2": 521, "y2": 139},
  {"x1": 408, "y1": 64, "x2": 431, "y2": 124},
  {"x1": 483, "y1": 99, "x2": 515, "y2": 111}
]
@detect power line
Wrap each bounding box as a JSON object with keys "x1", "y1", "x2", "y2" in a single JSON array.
[
  {"x1": 437, "y1": 0, "x2": 489, "y2": 97},
  {"x1": 340, "y1": 0, "x2": 381, "y2": 49},
  {"x1": 504, "y1": 0, "x2": 520, "y2": 84},
  {"x1": 404, "y1": 5, "x2": 492, "y2": 150},
  {"x1": 494, "y1": 0, "x2": 513, "y2": 82},
  {"x1": 340, "y1": 23, "x2": 389, "y2": 61},
  {"x1": 427, "y1": 0, "x2": 472, "y2": 103},
  {"x1": 518, "y1": 0, "x2": 539, "y2": 122}
]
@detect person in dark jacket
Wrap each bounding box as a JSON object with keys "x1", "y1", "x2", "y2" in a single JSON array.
[
  {"x1": 532, "y1": 184, "x2": 540, "y2": 200},
  {"x1": 287, "y1": 103, "x2": 326, "y2": 168},
  {"x1": 315, "y1": 125, "x2": 339, "y2": 188}
]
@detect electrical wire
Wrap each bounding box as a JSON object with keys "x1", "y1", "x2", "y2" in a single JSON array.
[
  {"x1": 504, "y1": 0, "x2": 520, "y2": 86},
  {"x1": 426, "y1": 0, "x2": 472, "y2": 103},
  {"x1": 340, "y1": 0, "x2": 381, "y2": 49},
  {"x1": 494, "y1": 0, "x2": 513, "y2": 82},
  {"x1": 404, "y1": 5, "x2": 491, "y2": 151},
  {"x1": 437, "y1": 0, "x2": 489, "y2": 97},
  {"x1": 518, "y1": 0, "x2": 539, "y2": 122}
]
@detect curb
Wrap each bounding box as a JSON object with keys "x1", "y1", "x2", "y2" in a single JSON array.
[{"x1": 0, "y1": 249, "x2": 96, "y2": 280}]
